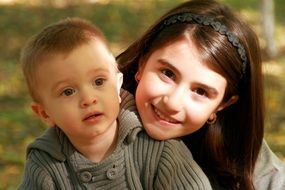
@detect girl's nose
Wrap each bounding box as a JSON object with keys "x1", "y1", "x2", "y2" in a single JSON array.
[{"x1": 162, "y1": 88, "x2": 185, "y2": 113}]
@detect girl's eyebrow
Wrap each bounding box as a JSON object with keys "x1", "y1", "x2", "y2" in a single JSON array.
[
  {"x1": 157, "y1": 58, "x2": 179, "y2": 74},
  {"x1": 158, "y1": 58, "x2": 219, "y2": 97},
  {"x1": 195, "y1": 83, "x2": 218, "y2": 97}
]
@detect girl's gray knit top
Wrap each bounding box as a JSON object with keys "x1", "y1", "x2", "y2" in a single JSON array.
[{"x1": 18, "y1": 90, "x2": 212, "y2": 190}]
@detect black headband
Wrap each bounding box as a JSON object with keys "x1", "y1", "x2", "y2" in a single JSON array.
[{"x1": 160, "y1": 12, "x2": 248, "y2": 79}]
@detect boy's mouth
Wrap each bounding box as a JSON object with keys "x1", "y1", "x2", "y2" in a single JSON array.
[{"x1": 83, "y1": 112, "x2": 103, "y2": 121}]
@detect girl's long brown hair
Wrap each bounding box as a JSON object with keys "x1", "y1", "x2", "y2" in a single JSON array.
[{"x1": 117, "y1": 1, "x2": 264, "y2": 189}]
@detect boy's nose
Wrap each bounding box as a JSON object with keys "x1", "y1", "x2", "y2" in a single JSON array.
[{"x1": 80, "y1": 89, "x2": 97, "y2": 108}]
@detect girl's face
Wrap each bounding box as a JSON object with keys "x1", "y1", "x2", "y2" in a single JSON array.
[{"x1": 135, "y1": 38, "x2": 228, "y2": 140}]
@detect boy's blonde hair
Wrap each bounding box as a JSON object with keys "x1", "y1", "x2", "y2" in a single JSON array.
[{"x1": 21, "y1": 17, "x2": 108, "y2": 102}]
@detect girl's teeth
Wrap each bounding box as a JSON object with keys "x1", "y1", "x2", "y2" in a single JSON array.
[{"x1": 154, "y1": 108, "x2": 178, "y2": 123}]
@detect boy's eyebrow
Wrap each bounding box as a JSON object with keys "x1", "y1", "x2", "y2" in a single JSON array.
[
  {"x1": 51, "y1": 67, "x2": 111, "y2": 91},
  {"x1": 51, "y1": 77, "x2": 73, "y2": 89},
  {"x1": 87, "y1": 67, "x2": 111, "y2": 75},
  {"x1": 158, "y1": 58, "x2": 219, "y2": 97}
]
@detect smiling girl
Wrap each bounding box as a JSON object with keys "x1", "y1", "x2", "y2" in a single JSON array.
[{"x1": 117, "y1": 0, "x2": 285, "y2": 189}]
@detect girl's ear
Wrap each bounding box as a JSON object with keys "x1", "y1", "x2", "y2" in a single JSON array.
[
  {"x1": 116, "y1": 72, "x2": 123, "y2": 103},
  {"x1": 135, "y1": 60, "x2": 146, "y2": 82},
  {"x1": 217, "y1": 95, "x2": 239, "y2": 111},
  {"x1": 31, "y1": 102, "x2": 55, "y2": 127}
]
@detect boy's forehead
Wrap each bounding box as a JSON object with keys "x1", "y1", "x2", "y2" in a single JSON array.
[
  {"x1": 108, "y1": 60, "x2": 119, "y2": 73},
  {"x1": 39, "y1": 42, "x2": 118, "y2": 74},
  {"x1": 88, "y1": 38, "x2": 119, "y2": 71},
  {"x1": 33, "y1": 38, "x2": 118, "y2": 76}
]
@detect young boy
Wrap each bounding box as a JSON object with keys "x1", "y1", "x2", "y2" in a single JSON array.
[{"x1": 18, "y1": 18, "x2": 212, "y2": 189}]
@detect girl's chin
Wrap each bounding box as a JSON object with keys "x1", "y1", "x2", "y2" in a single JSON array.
[
  {"x1": 143, "y1": 123, "x2": 177, "y2": 140},
  {"x1": 144, "y1": 126, "x2": 167, "y2": 140}
]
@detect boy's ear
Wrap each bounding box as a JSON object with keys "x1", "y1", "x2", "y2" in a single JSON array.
[
  {"x1": 217, "y1": 95, "x2": 239, "y2": 111},
  {"x1": 116, "y1": 72, "x2": 123, "y2": 103},
  {"x1": 31, "y1": 102, "x2": 55, "y2": 127}
]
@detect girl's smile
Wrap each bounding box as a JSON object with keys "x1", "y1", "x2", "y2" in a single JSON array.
[
  {"x1": 153, "y1": 105, "x2": 180, "y2": 124},
  {"x1": 135, "y1": 38, "x2": 227, "y2": 140}
]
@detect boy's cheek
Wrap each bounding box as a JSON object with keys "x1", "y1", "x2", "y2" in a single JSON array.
[{"x1": 31, "y1": 102, "x2": 55, "y2": 127}]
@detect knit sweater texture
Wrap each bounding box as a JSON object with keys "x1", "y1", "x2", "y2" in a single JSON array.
[{"x1": 18, "y1": 90, "x2": 212, "y2": 190}]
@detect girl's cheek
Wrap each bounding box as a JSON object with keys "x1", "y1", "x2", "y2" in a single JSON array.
[{"x1": 186, "y1": 104, "x2": 211, "y2": 121}]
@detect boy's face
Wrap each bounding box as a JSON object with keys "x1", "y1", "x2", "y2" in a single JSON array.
[{"x1": 32, "y1": 39, "x2": 122, "y2": 144}]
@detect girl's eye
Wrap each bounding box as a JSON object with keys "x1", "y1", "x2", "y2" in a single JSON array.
[
  {"x1": 61, "y1": 88, "x2": 75, "y2": 96},
  {"x1": 194, "y1": 88, "x2": 208, "y2": 97},
  {"x1": 94, "y1": 78, "x2": 105, "y2": 86},
  {"x1": 161, "y1": 69, "x2": 176, "y2": 80}
]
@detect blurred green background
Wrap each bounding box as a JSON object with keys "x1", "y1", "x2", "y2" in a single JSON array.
[{"x1": 0, "y1": 0, "x2": 284, "y2": 189}]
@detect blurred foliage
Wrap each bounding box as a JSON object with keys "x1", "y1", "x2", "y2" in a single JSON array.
[
  {"x1": 0, "y1": 0, "x2": 183, "y2": 61},
  {"x1": 0, "y1": 0, "x2": 284, "y2": 189}
]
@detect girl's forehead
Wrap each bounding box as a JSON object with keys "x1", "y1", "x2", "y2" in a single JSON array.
[
  {"x1": 146, "y1": 38, "x2": 226, "y2": 84},
  {"x1": 149, "y1": 38, "x2": 200, "y2": 62}
]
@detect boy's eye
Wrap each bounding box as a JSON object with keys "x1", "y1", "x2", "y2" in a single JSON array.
[
  {"x1": 95, "y1": 78, "x2": 105, "y2": 86},
  {"x1": 161, "y1": 69, "x2": 176, "y2": 80},
  {"x1": 194, "y1": 88, "x2": 208, "y2": 97},
  {"x1": 62, "y1": 88, "x2": 75, "y2": 96}
]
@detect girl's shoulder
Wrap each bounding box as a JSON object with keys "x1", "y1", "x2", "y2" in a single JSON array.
[{"x1": 254, "y1": 140, "x2": 285, "y2": 190}]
